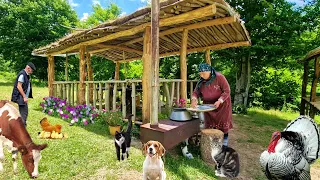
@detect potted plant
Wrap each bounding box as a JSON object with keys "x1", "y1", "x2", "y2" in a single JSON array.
[{"x1": 101, "y1": 109, "x2": 123, "y2": 135}]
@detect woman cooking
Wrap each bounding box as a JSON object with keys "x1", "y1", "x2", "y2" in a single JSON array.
[{"x1": 191, "y1": 63, "x2": 233, "y2": 147}]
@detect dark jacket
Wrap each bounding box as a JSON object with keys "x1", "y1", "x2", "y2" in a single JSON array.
[{"x1": 11, "y1": 70, "x2": 33, "y2": 105}]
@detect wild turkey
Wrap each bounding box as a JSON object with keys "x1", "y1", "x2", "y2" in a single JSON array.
[{"x1": 260, "y1": 115, "x2": 320, "y2": 179}]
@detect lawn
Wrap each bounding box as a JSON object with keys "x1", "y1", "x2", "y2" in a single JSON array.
[{"x1": 0, "y1": 82, "x2": 319, "y2": 179}]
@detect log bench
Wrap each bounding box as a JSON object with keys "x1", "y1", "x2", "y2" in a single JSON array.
[{"x1": 140, "y1": 119, "x2": 200, "y2": 150}]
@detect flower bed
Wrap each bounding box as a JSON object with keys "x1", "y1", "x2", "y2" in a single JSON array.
[{"x1": 40, "y1": 96, "x2": 99, "y2": 126}]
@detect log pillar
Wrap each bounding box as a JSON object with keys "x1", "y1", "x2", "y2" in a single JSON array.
[
  {"x1": 48, "y1": 55, "x2": 55, "y2": 96},
  {"x1": 114, "y1": 62, "x2": 120, "y2": 80},
  {"x1": 150, "y1": 0, "x2": 160, "y2": 127},
  {"x1": 205, "y1": 49, "x2": 211, "y2": 65},
  {"x1": 79, "y1": 45, "x2": 86, "y2": 105},
  {"x1": 142, "y1": 26, "x2": 152, "y2": 124},
  {"x1": 87, "y1": 53, "x2": 94, "y2": 103},
  {"x1": 180, "y1": 29, "x2": 188, "y2": 101}
]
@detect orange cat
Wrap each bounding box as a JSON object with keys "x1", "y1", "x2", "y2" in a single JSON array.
[{"x1": 40, "y1": 117, "x2": 62, "y2": 133}]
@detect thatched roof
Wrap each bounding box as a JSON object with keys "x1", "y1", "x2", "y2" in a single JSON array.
[
  {"x1": 300, "y1": 46, "x2": 320, "y2": 62},
  {"x1": 32, "y1": 0, "x2": 251, "y2": 62}
]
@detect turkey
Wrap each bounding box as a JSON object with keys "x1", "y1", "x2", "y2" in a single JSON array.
[{"x1": 260, "y1": 115, "x2": 320, "y2": 180}]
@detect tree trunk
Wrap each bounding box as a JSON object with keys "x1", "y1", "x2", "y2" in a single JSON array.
[{"x1": 234, "y1": 53, "x2": 251, "y2": 107}]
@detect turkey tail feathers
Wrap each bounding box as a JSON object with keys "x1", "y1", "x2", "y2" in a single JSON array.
[{"x1": 284, "y1": 115, "x2": 320, "y2": 164}]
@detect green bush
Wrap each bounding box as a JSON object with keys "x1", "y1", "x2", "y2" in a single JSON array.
[{"x1": 250, "y1": 67, "x2": 301, "y2": 110}]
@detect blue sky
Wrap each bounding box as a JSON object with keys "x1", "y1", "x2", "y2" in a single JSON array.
[
  {"x1": 68, "y1": 0, "x2": 149, "y2": 21},
  {"x1": 67, "y1": 0, "x2": 306, "y2": 21}
]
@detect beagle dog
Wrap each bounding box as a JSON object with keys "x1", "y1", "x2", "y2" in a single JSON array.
[{"x1": 142, "y1": 140, "x2": 166, "y2": 180}]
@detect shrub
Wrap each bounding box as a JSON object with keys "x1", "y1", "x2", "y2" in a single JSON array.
[{"x1": 99, "y1": 109, "x2": 123, "y2": 126}]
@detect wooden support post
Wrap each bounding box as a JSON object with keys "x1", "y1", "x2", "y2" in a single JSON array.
[
  {"x1": 48, "y1": 55, "x2": 55, "y2": 96},
  {"x1": 115, "y1": 62, "x2": 120, "y2": 80},
  {"x1": 180, "y1": 29, "x2": 188, "y2": 101},
  {"x1": 87, "y1": 53, "x2": 94, "y2": 103},
  {"x1": 122, "y1": 83, "x2": 126, "y2": 118},
  {"x1": 142, "y1": 26, "x2": 152, "y2": 124},
  {"x1": 105, "y1": 83, "x2": 110, "y2": 111},
  {"x1": 79, "y1": 45, "x2": 86, "y2": 105},
  {"x1": 65, "y1": 54, "x2": 69, "y2": 81},
  {"x1": 93, "y1": 83, "x2": 97, "y2": 107},
  {"x1": 300, "y1": 61, "x2": 309, "y2": 115},
  {"x1": 150, "y1": 0, "x2": 160, "y2": 127},
  {"x1": 131, "y1": 82, "x2": 136, "y2": 120},
  {"x1": 99, "y1": 82, "x2": 102, "y2": 112},
  {"x1": 113, "y1": 83, "x2": 118, "y2": 110},
  {"x1": 205, "y1": 49, "x2": 211, "y2": 65},
  {"x1": 310, "y1": 56, "x2": 319, "y2": 118},
  {"x1": 71, "y1": 82, "x2": 74, "y2": 106},
  {"x1": 170, "y1": 82, "x2": 175, "y2": 106}
]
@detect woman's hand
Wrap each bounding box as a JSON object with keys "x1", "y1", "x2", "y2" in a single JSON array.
[
  {"x1": 213, "y1": 100, "x2": 221, "y2": 109},
  {"x1": 191, "y1": 99, "x2": 198, "y2": 108}
]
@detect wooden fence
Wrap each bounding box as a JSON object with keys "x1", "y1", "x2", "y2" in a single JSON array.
[{"x1": 53, "y1": 79, "x2": 198, "y2": 120}]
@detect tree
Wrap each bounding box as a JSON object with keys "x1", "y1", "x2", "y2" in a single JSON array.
[
  {"x1": 0, "y1": 0, "x2": 78, "y2": 81},
  {"x1": 220, "y1": 0, "x2": 308, "y2": 107},
  {"x1": 78, "y1": 3, "x2": 121, "y2": 28}
]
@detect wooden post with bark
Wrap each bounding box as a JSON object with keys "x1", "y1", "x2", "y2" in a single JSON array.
[
  {"x1": 115, "y1": 62, "x2": 120, "y2": 80},
  {"x1": 205, "y1": 49, "x2": 211, "y2": 65},
  {"x1": 150, "y1": 0, "x2": 160, "y2": 127},
  {"x1": 48, "y1": 55, "x2": 55, "y2": 96},
  {"x1": 87, "y1": 53, "x2": 94, "y2": 103},
  {"x1": 79, "y1": 45, "x2": 86, "y2": 105},
  {"x1": 142, "y1": 26, "x2": 152, "y2": 124},
  {"x1": 180, "y1": 29, "x2": 188, "y2": 101}
]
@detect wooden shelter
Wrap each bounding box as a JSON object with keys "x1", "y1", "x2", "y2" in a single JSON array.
[
  {"x1": 33, "y1": 0, "x2": 250, "y2": 148},
  {"x1": 300, "y1": 46, "x2": 320, "y2": 118}
]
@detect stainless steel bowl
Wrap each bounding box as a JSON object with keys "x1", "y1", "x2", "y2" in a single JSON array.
[{"x1": 170, "y1": 108, "x2": 192, "y2": 121}]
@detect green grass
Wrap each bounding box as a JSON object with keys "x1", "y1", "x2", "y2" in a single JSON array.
[
  {"x1": 0, "y1": 82, "x2": 319, "y2": 179},
  {"x1": 0, "y1": 83, "x2": 217, "y2": 179}
]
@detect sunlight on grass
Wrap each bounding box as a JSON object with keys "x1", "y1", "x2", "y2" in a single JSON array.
[{"x1": 0, "y1": 83, "x2": 319, "y2": 179}]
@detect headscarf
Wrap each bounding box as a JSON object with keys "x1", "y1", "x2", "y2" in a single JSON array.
[{"x1": 196, "y1": 63, "x2": 216, "y2": 90}]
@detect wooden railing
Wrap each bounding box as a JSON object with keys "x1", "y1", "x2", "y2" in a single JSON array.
[{"x1": 53, "y1": 79, "x2": 198, "y2": 120}]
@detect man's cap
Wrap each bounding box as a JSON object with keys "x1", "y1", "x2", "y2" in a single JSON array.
[{"x1": 27, "y1": 62, "x2": 36, "y2": 71}]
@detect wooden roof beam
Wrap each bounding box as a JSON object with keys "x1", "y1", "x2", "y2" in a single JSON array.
[
  {"x1": 117, "y1": 41, "x2": 250, "y2": 62},
  {"x1": 47, "y1": 4, "x2": 217, "y2": 56},
  {"x1": 90, "y1": 44, "x2": 143, "y2": 55},
  {"x1": 124, "y1": 16, "x2": 237, "y2": 45}
]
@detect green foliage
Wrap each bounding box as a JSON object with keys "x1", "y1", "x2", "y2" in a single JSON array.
[
  {"x1": 232, "y1": 104, "x2": 248, "y2": 114},
  {"x1": 250, "y1": 67, "x2": 302, "y2": 110},
  {"x1": 78, "y1": 3, "x2": 121, "y2": 28},
  {"x1": 120, "y1": 61, "x2": 143, "y2": 79},
  {"x1": 0, "y1": 0, "x2": 78, "y2": 81},
  {"x1": 99, "y1": 109, "x2": 123, "y2": 126}
]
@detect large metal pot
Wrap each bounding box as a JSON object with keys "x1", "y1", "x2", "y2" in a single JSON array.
[{"x1": 170, "y1": 108, "x2": 192, "y2": 121}]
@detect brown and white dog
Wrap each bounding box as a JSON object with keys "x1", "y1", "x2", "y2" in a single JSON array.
[{"x1": 142, "y1": 140, "x2": 166, "y2": 180}]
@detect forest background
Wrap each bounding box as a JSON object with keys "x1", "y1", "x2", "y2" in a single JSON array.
[{"x1": 0, "y1": 0, "x2": 319, "y2": 112}]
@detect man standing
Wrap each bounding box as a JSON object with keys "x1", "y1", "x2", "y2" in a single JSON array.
[{"x1": 11, "y1": 62, "x2": 36, "y2": 127}]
